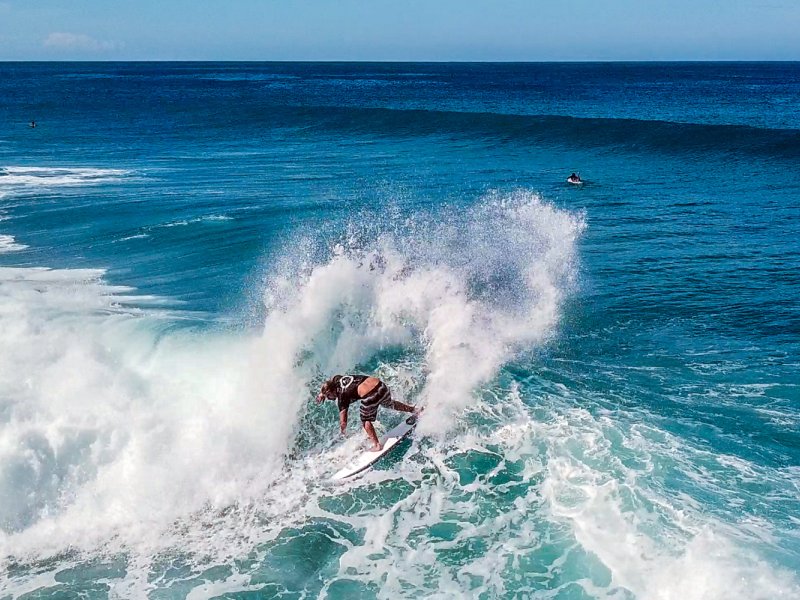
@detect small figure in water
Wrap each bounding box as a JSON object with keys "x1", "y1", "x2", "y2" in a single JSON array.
[
  {"x1": 29, "y1": 121, "x2": 36, "y2": 128},
  {"x1": 317, "y1": 375, "x2": 418, "y2": 451},
  {"x1": 567, "y1": 172, "x2": 582, "y2": 184}
]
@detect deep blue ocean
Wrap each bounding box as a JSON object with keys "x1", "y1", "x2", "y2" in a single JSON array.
[{"x1": 1, "y1": 62, "x2": 799, "y2": 599}]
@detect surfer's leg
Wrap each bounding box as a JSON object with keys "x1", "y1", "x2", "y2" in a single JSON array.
[
  {"x1": 359, "y1": 382, "x2": 389, "y2": 423},
  {"x1": 362, "y1": 421, "x2": 382, "y2": 451},
  {"x1": 386, "y1": 400, "x2": 415, "y2": 413},
  {"x1": 360, "y1": 384, "x2": 389, "y2": 450}
]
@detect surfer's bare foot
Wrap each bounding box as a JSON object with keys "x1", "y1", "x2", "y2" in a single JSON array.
[{"x1": 369, "y1": 443, "x2": 382, "y2": 452}]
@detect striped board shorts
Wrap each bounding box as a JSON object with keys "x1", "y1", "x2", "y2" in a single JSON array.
[{"x1": 359, "y1": 382, "x2": 392, "y2": 423}]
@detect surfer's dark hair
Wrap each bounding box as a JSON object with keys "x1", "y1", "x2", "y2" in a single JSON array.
[{"x1": 319, "y1": 375, "x2": 342, "y2": 399}]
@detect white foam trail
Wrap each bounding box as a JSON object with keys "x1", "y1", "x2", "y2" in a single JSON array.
[
  {"x1": 323, "y1": 391, "x2": 800, "y2": 600},
  {"x1": 0, "y1": 234, "x2": 27, "y2": 252},
  {"x1": 538, "y1": 406, "x2": 800, "y2": 600},
  {"x1": 156, "y1": 215, "x2": 233, "y2": 228},
  {"x1": 115, "y1": 233, "x2": 150, "y2": 242},
  {"x1": 0, "y1": 166, "x2": 130, "y2": 188}
]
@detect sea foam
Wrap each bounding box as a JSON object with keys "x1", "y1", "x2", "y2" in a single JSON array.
[
  {"x1": 0, "y1": 191, "x2": 580, "y2": 562},
  {"x1": 0, "y1": 234, "x2": 27, "y2": 252},
  {"x1": 3, "y1": 190, "x2": 793, "y2": 599},
  {"x1": 0, "y1": 166, "x2": 130, "y2": 188}
]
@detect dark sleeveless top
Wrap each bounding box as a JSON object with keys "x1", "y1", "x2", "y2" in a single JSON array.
[{"x1": 333, "y1": 375, "x2": 369, "y2": 411}]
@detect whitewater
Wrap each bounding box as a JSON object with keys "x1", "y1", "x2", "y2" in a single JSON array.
[{"x1": 1, "y1": 62, "x2": 799, "y2": 599}]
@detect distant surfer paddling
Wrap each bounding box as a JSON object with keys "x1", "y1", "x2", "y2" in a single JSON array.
[
  {"x1": 567, "y1": 172, "x2": 582, "y2": 184},
  {"x1": 316, "y1": 375, "x2": 418, "y2": 451}
]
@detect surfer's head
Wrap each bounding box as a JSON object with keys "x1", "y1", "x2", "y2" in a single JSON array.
[{"x1": 316, "y1": 375, "x2": 341, "y2": 403}]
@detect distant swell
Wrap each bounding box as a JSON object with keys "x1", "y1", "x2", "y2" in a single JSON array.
[{"x1": 279, "y1": 105, "x2": 800, "y2": 159}]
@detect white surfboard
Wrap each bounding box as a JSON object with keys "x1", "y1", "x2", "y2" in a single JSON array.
[{"x1": 331, "y1": 414, "x2": 419, "y2": 481}]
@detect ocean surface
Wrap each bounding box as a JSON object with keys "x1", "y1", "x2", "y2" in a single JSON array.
[{"x1": 1, "y1": 62, "x2": 799, "y2": 599}]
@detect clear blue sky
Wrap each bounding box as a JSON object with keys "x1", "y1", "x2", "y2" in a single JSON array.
[{"x1": 1, "y1": 0, "x2": 798, "y2": 61}]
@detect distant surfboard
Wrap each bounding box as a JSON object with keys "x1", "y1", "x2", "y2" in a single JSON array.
[{"x1": 331, "y1": 414, "x2": 419, "y2": 481}]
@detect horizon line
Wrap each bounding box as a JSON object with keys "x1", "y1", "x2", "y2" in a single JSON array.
[{"x1": 2, "y1": 59, "x2": 800, "y2": 64}]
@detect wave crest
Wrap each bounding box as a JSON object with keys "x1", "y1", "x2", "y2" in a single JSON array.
[{"x1": 260, "y1": 190, "x2": 585, "y2": 434}]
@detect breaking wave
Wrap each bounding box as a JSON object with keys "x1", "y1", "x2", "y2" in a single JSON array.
[{"x1": 2, "y1": 190, "x2": 797, "y2": 599}]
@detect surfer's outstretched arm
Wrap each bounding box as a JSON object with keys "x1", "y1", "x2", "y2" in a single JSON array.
[{"x1": 339, "y1": 409, "x2": 348, "y2": 435}]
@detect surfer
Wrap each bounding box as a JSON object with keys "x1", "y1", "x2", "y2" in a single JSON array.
[
  {"x1": 567, "y1": 172, "x2": 582, "y2": 184},
  {"x1": 317, "y1": 375, "x2": 418, "y2": 451},
  {"x1": 29, "y1": 121, "x2": 36, "y2": 128}
]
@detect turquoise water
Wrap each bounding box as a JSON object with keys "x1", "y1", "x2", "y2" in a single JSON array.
[{"x1": 1, "y1": 63, "x2": 799, "y2": 599}]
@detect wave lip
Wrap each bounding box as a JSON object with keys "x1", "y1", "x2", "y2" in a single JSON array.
[{"x1": 258, "y1": 189, "x2": 585, "y2": 435}]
